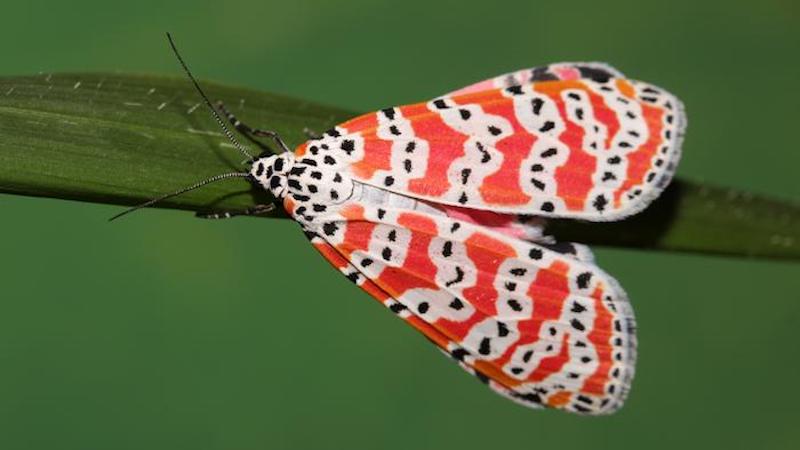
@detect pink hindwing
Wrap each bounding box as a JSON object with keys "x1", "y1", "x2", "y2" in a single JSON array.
[
  {"x1": 247, "y1": 62, "x2": 686, "y2": 414},
  {"x1": 293, "y1": 61, "x2": 685, "y2": 220}
]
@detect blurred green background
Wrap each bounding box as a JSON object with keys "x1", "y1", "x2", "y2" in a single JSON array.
[{"x1": 1, "y1": 1, "x2": 799, "y2": 449}]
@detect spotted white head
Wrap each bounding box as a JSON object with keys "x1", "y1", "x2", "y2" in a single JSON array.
[{"x1": 250, "y1": 153, "x2": 295, "y2": 200}]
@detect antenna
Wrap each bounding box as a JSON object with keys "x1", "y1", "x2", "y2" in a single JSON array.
[
  {"x1": 109, "y1": 34, "x2": 260, "y2": 221},
  {"x1": 109, "y1": 172, "x2": 250, "y2": 222},
  {"x1": 108, "y1": 34, "x2": 260, "y2": 221},
  {"x1": 166, "y1": 32, "x2": 253, "y2": 162}
]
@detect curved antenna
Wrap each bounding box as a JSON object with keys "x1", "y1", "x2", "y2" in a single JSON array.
[
  {"x1": 166, "y1": 32, "x2": 254, "y2": 162},
  {"x1": 109, "y1": 172, "x2": 250, "y2": 222}
]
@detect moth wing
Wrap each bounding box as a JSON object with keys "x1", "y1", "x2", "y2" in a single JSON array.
[
  {"x1": 447, "y1": 61, "x2": 625, "y2": 96},
  {"x1": 299, "y1": 66, "x2": 685, "y2": 220},
  {"x1": 310, "y1": 199, "x2": 636, "y2": 414},
  {"x1": 308, "y1": 233, "x2": 547, "y2": 408}
]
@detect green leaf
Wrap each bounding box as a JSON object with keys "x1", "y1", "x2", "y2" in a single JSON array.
[
  {"x1": 1, "y1": 73, "x2": 798, "y2": 260},
  {"x1": 0, "y1": 72, "x2": 351, "y2": 216}
]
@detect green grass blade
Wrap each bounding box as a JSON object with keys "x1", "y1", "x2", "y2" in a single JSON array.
[
  {"x1": 0, "y1": 72, "x2": 352, "y2": 216},
  {"x1": 0, "y1": 73, "x2": 798, "y2": 260},
  {"x1": 547, "y1": 181, "x2": 800, "y2": 260}
]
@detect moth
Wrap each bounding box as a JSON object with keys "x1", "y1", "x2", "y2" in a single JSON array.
[{"x1": 117, "y1": 36, "x2": 686, "y2": 415}]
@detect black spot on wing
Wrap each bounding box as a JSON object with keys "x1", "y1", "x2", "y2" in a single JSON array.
[
  {"x1": 497, "y1": 322, "x2": 509, "y2": 337},
  {"x1": 476, "y1": 142, "x2": 492, "y2": 163},
  {"x1": 531, "y1": 66, "x2": 557, "y2": 82},
  {"x1": 571, "y1": 301, "x2": 587, "y2": 313},
  {"x1": 381, "y1": 108, "x2": 396, "y2": 120},
  {"x1": 340, "y1": 139, "x2": 355, "y2": 154},
  {"x1": 451, "y1": 348, "x2": 469, "y2": 361},
  {"x1": 478, "y1": 338, "x2": 492, "y2": 355},
  {"x1": 461, "y1": 168, "x2": 471, "y2": 185},
  {"x1": 540, "y1": 147, "x2": 558, "y2": 158},
  {"x1": 389, "y1": 302, "x2": 407, "y2": 314},
  {"x1": 539, "y1": 121, "x2": 555, "y2": 133},
  {"x1": 577, "y1": 66, "x2": 613, "y2": 83},
  {"x1": 593, "y1": 195, "x2": 608, "y2": 212},
  {"x1": 345, "y1": 272, "x2": 360, "y2": 283},
  {"x1": 445, "y1": 266, "x2": 465, "y2": 287},
  {"x1": 531, "y1": 98, "x2": 544, "y2": 115},
  {"x1": 576, "y1": 272, "x2": 593, "y2": 289},
  {"x1": 442, "y1": 241, "x2": 453, "y2": 257},
  {"x1": 322, "y1": 222, "x2": 339, "y2": 237}
]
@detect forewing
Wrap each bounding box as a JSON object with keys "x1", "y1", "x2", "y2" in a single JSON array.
[
  {"x1": 296, "y1": 68, "x2": 685, "y2": 220},
  {"x1": 310, "y1": 199, "x2": 636, "y2": 414}
]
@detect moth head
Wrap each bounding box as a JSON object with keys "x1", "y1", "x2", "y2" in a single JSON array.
[{"x1": 250, "y1": 153, "x2": 294, "y2": 200}]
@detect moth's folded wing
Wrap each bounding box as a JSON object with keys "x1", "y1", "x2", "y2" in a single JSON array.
[
  {"x1": 308, "y1": 233, "x2": 533, "y2": 404},
  {"x1": 301, "y1": 74, "x2": 685, "y2": 221},
  {"x1": 312, "y1": 202, "x2": 636, "y2": 414}
]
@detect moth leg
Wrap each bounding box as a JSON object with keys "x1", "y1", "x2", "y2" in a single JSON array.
[
  {"x1": 195, "y1": 203, "x2": 275, "y2": 219},
  {"x1": 216, "y1": 101, "x2": 292, "y2": 153},
  {"x1": 303, "y1": 127, "x2": 322, "y2": 140}
]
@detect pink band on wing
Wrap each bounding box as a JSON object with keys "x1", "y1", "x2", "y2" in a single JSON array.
[
  {"x1": 439, "y1": 204, "x2": 531, "y2": 240},
  {"x1": 553, "y1": 66, "x2": 580, "y2": 80}
]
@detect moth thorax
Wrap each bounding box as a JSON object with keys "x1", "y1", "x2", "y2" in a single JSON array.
[{"x1": 250, "y1": 153, "x2": 294, "y2": 199}]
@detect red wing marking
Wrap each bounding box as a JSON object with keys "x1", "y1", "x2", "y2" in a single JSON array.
[
  {"x1": 613, "y1": 103, "x2": 665, "y2": 206},
  {"x1": 453, "y1": 89, "x2": 534, "y2": 206},
  {"x1": 401, "y1": 103, "x2": 469, "y2": 197}
]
